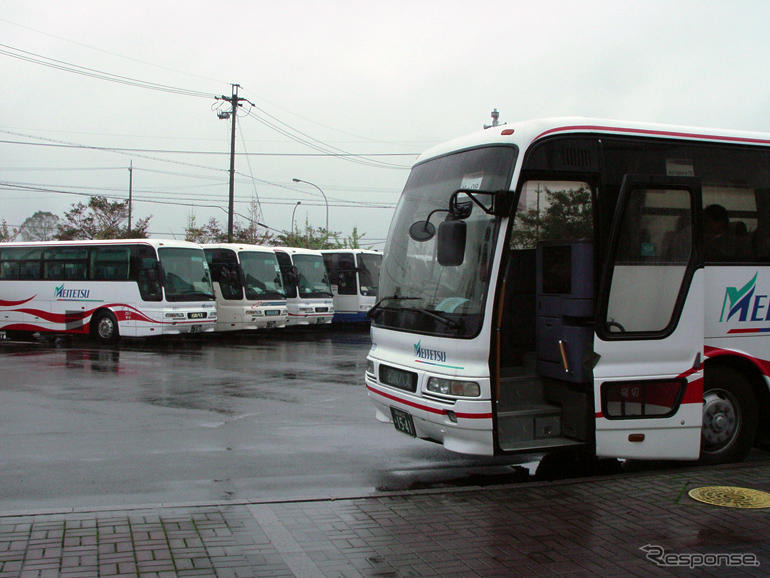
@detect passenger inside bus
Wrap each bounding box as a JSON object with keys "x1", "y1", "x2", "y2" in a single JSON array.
[{"x1": 703, "y1": 204, "x2": 752, "y2": 261}]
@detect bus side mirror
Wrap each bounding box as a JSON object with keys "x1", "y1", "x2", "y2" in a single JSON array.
[
  {"x1": 409, "y1": 220, "x2": 436, "y2": 241},
  {"x1": 437, "y1": 219, "x2": 466, "y2": 266}
]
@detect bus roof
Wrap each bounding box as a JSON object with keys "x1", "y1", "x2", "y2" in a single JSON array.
[
  {"x1": 417, "y1": 117, "x2": 770, "y2": 164},
  {"x1": 0, "y1": 238, "x2": 204, "y2": 249},
  {"x1": 202, "y1": 243, "x2": 276, "y2": 253},
  {"x1": 320, "y1": 249, "x2": 381, "y2": 255},
  {"x1": 272, "y1": 246, "x2": 324, "y2": 256}
]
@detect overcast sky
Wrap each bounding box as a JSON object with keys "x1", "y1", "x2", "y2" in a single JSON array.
[{"x1": 1, "y1": 0, "x2": 768, "y2": 246}]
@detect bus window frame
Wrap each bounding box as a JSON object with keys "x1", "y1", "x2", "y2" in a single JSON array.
[{"x1": 596, "y1": 174, "x2": 703, "y2": 342}]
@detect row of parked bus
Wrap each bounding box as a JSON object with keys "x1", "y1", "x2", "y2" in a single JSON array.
[{"x1": 0, "y1": 238, "x2": 381, "y2": 343}]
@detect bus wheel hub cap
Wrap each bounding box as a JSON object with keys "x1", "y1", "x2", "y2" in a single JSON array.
[{"x1": 702, "y1": 392, "x2": 737, "y2": 447}]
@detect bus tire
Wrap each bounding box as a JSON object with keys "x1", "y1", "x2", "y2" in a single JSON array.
[
  {"x1": 700, "y1": 365, "x2": 758, "y2": 464},
  {"x1": 91, "y1": 310, "x2": 119, "y2": 344}
]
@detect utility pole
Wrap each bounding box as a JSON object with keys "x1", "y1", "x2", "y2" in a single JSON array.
[
  {"x1": 215, "y1": 84, "x2": 254, "y2": 242},
  {"x1": 128, "y1": 161, "x2": 133, "y2": 233}
]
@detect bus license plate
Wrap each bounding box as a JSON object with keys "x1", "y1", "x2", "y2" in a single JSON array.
[
  {"x1": 390, "y1": 407, "x2": 416, "y2": 437},
  {"x1": 265, "y1": 310, "x2": 280, "y2": 316},
  {"x1": 190, "y1": 325, "x2": 202, "y2": 333}
]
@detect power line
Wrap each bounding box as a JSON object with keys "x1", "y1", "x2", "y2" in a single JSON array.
[
  {"x1": 0, "y1": 182, "x2": 397, "y2": 210},
  {"x1": 0, "y1": 42, "x2": 216, "y2": 98},
  {"x1": 244, "y1": 107, "x2": 413, "y2": 170},
  {"x1": 0, "y1": 17, "x2": 227, "y2": 86},
  {"x1": 3, "y1": 179, "x2": 397, "y2": 206},
  {"x1": 0, "y1": 138, "x2": 418, "y2": 157},
  {"x1": 237, "y1": 120, "x2": 262, "y2": 221},
  {"x1": 0, "y1": 130, "x2": 405, "y2": 202},
  {"x1": 0, "y1": 166, "x2": 126, "y2": 171}
]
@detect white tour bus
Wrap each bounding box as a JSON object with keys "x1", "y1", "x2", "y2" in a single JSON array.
[
  {"x1": 273, "y1": 247, "x2": 334, "y2": 325},
  {"x1": 0, "y1": 238, "x2": 216, "y2": 343},
  {"x1": 321, "y1": 249, "x2": 382, "y2": 323},
  {"x1": 366, "y1": 117, "x2": 770, "y2": 464},
  {"x1": 203, "y1": 243, "x2": 288, "y2": 331}
]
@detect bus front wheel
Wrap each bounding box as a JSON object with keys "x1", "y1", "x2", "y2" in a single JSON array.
[
  {"x1": 91, "y1": 310, "x2": 119, "y2": 344},
  {"x1": 700, "y1": 366, "x2": 757, "y2": 464}
]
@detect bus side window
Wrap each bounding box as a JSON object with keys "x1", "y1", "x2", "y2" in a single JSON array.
[
  {"x1": 132, "y1": 246, "x2": 162, "y2": 301},
  {"x1": 138, "y1": 268, "x2": 162, "y2": 301},
  {"x1": 275, "y1": 252, "x2": 297, "y2": 298},
  {"x1": 337, "y1": 259, "x2": 357, "y2": 295},
  {"x1": 218, "y1": 264, "x2": 243, "y2": 300},
  {"x1": 91, "y1": 247, "x2": 130, "y2": 281}
]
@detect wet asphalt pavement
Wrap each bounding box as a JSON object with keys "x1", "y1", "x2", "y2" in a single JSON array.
[{"x1": 0, "y1": 327, "x2": 534, "y2": 513}]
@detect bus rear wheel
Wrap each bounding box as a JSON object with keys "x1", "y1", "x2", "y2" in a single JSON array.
[
  {"x1": 91, "y1": 310, "x2": 119, "y2": 344},
  {"x1": 700, "y1": 366, "x2": 757, "y2": 464}
]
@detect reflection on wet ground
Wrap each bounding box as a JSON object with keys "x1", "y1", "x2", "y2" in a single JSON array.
[
  {"x1": 2, "y1": 326, "x2": 369, "y2": 416},
  {"x1": 1, "y1": 325, "x2": 768, "y2": 510}
]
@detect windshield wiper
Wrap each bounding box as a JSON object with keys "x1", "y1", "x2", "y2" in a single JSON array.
[
  {"x1": 367, "y1": 297, "x2": 460, "y2": 328},
  {"x1": 412, "y1": 307, "x2": 460, "y2": 329},
  {"x1": 176, "y1": 291, "x2": 214, "y2": 300},
  {"x1": 367, "y1": 296, "x2": 421, "y2": 318}
]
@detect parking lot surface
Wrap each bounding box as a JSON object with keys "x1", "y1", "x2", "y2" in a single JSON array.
[{"x1": 1, "y1": 457, "x2": 769, "y2": 577}]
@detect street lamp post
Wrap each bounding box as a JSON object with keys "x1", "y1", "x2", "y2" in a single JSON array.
[
  {"x1": 292, "y1": 178, "x2": 328, "y2": 246},
  {"x1": 291, "y1": 201, "x2": 302, "y2": 235}
]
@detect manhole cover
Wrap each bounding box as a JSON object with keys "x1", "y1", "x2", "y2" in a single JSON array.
[{"x1": 688, "y1": 486, "x2": 770, "y2": 509}]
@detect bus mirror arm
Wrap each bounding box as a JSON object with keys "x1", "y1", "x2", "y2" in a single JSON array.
[{"x1": 449, "y1": 189, "x2": 512, "y2": 218}]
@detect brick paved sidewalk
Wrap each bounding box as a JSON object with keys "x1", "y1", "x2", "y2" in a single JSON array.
[{"x1": 1, "y1": 461, "x2": 768, "y2": 577}]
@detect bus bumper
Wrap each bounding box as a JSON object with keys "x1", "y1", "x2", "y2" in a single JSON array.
[
  {"x1": 332, "y1": 312, "x2": 370, "y2": 323},
  {"x1": 287, "y1": 314, "x2": 333, "y2": 326},
  {"x1": 366, "y1": 381, "x2": 494, "y2": 455}
]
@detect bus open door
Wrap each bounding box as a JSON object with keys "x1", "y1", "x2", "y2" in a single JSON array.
[{"x1": 594, "y1": 176, "x2": 704, "y2": 460}]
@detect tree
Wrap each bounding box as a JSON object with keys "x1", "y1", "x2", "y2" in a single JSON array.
[
  {"x1": 232, "y1": 198, "x2": 275, "y2": 245},
  {"x1": 274, "y1": 220, "x2": 337, "y2": 249},
  {"x1": 510, "y1": 187, "x2": 592, "y2": 249},
  {"x1": 273, "y1": 221, "x2": 369, "y2": 249},
  {"x1": 184, "y1": 214, "x2": 228, "y2": 243},
  {"x1": 56, "y1": 196, "x2": 150, "y2": 240},
  {"x1": 0, "y1": 219, "x2": 18, "y2": 242},
  {"x1": 342, "y1": 226, "x2": 368, "y2": 249},
  {"x1": 19, "y1": 211, "x2": 60, "y2": 241},
  {"x1": 185, "y1": 199, "x2": 274, "y2": 245}
]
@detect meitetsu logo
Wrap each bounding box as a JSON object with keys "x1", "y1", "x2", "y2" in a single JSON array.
[
  {"x1": 720, "y1": 273, "x2": 770, "y2": 324},
  {"x1": 55, "y1": 284, "x2": 91, "y2": 300},
  {"x1": 414, "y1": 340, "x2": 447, "y2": 363}
]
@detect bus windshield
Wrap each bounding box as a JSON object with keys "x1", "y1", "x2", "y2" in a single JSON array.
[
  {"x1": 293, "y1": 254, "x2": 333, "y2": 298},
  {"x1": 240, "y1": 251, "x2": 285, "y2": 300},
  {"x1": 374, "y1": 146, "x2": 516, "y2": 337},
  {"x1": 159, "y1": 247, "x2": 215, "y2": 302},
  {"x1": 358, "y1": 253, "x2": 381, "y2": 297}
]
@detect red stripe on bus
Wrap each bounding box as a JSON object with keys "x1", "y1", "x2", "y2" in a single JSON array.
[
  {"x1": 366, "y1": 385, "x2": 493, "y2": 419},
  {"x1": 6, "y1": 303, "x2": 207, "y2": 327},
  {"x1": 705, "y1": 346, "x2": 770, "y2": 377},
  {"x1": 681, "y1": 376, "x2": 704, "y2": 404},
  {"x1": 0, "y1": 296, "x2": 36, "y2": 307},
  {"x1": 534, "y1": 124, "x2": 770, "y2": 145},
  {"x1": 14, "y1": 307, "x2": 89, "y2": 323},
  {"x1": 2, "y1": 323, "x2": 89, "y2": 334}
]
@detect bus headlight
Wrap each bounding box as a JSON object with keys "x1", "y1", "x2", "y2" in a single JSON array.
[
  {"x1": 366, "y1": 359, "x2": 375, "y2": 376},
  {"x1": 164, "y1": 312, "x2": 185, "y2": 319},
  {"x1": 426, "y1": 377, "x2": 480, "y2": 397}
]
